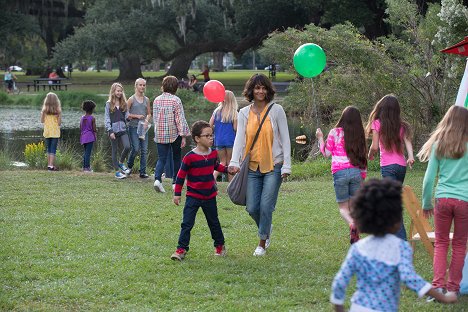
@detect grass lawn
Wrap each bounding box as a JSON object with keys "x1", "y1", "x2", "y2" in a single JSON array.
[
  {"x1": 13, "y1": 70, "x2": 295, "y2": 95},
  {"x1": 1, "y1": 169, "x2": 466, "y2": 311}
]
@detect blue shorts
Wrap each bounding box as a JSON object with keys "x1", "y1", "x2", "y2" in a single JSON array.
[
  {"x1": 215, "y1": 145, "x2": 233, "y2": 150},
  {"x1": 332, "y1": 168, "x2": 362, "y2": 202}
]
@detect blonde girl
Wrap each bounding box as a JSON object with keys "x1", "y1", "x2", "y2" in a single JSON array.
[
  {"x1": 417, "y1": 105, "x2": 468, "y2": 299},
  {"x1": 105, "y1": 82, "x2": 131, "y2": 179},
  {"x1": 209, "y1": 90, "x2": 238, "y2": 181},
  {"x1": 366, "y1": 94, "x2": 414, "y2": 240},
  {"x1": 40, "y1": 92, "x2": 61, "y2": 171},
  {"x1": 126, "y1": 78, "x2": 151, "y2": 178}
]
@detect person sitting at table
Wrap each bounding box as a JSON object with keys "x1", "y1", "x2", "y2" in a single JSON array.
[{"x1": 48, "y1": 70, "x2": 59, "y2": 90}]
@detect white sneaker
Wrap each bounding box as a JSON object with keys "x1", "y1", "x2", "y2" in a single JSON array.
[
  {"x1": 265, "y1": 224, "x2": 273, "y2": 249},
  {"x1": 153, "y1": 180, "x2": 166, "y2": 193},
  {"x1": 115, "y1": 171, "x2": 126, "y2": 179},
  {"x1": 253, "y1": 246, "x2": 266, "y2": 256},
  {"x1": 118, "y1": 163, "x2": 131, "y2": 175}
]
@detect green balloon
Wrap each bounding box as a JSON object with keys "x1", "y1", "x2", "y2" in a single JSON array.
[{"x1": 293, "y1": 43, "x2": 327, "y2": 78}]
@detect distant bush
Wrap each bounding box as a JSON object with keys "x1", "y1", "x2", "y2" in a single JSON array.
[
  {"x1": 56, "y1": 143, "x2": 80, "y2": 170},
  {"x1": 0, "y1": 92, "x2": 14, "y2": 105},
  {"x1": 33, "y1": 92, "x2": 103, "y2": 110},
  {"x1": 0, "y1": 150, "x2": 12, "y2": 170}
]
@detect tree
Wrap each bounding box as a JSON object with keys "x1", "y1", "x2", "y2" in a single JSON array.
[
  {"x1": 259, "y1": 0, "x2": 468, "y2": 147},
  {"x1": 53, "y1": 0, "x2": 320, "y2": 80},
  {"x1": 1, "y1": 0, "x2": 86, "y2": 74}
]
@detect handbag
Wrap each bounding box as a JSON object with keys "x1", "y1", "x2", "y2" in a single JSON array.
[{"x1": 227, "y1": 103, "x2": 275, "y2": 205}]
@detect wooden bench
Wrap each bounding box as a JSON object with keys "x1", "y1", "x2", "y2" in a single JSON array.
[{"x1": 27, "y1": 81, "x2": 72, "y2": 92}]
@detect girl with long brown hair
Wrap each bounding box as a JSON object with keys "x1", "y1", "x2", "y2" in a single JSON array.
[
  {"x1": 366, "y1": 94, "x2": 414, "y2": 240},
  {"x1": 316, "y1": 106, "x2": 367, "y2": 244},
  {"x1": 417, "y1": 105, "x2": 468, "y2": 300}
]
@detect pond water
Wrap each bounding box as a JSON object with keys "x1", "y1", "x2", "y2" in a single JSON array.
[{"x1": 0, "y1": 107, "x2": 311, "y2": 168}]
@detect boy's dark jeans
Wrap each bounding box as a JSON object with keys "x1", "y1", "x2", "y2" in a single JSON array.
[{"x1": 177, "y1": 196, "x2": 225, "y2": 251}]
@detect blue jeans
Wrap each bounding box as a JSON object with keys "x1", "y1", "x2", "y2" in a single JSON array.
[
  {"x1": 381, "y1": 164, "x2": 407, "y2": 240},
  {"x1": 155, "y1": 136, "x2": 182, "y2": 184},
  {"x1": 127, "y1": 126, "x2": 148, "y2": 174},
  {"x1": 332, "y1": 168, "x2": 362, "y2": 202},
  {"x1": 177, "y1": 196, "x2": 225, "y2": 251},
  {"x1": 83, "y1": 142, "x2": 94, "y2": 169},
  {"x1": 45, "y1": 138, "x2": 58, "y2": 155},
  {"x1": 246, "y1": 163, "x2": 282, "y2": 240}
]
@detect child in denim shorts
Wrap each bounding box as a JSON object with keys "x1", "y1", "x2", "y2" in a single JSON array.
[{"x1": 316, "y1": 106, "x2": 367, "y2": 244}]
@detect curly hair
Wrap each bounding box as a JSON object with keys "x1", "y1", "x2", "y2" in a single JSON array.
[
  {"x1": 350, "y1": 178, "x2": 402, "y2": 236},
  {"x1": 242, "y1": 73, "x2": 275, "y2": 103},
  {"x1": 82, "y1": 100, "x2": 96, "y2": 114}
]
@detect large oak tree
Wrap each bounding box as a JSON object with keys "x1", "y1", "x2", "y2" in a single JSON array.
[{"x1": 52, "y1": 0, "x2": 320, "y2": 80}]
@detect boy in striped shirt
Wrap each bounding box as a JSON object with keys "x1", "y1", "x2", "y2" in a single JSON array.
[{"x1": 171, "y1": 121, "x2": 231, "y2": 261}]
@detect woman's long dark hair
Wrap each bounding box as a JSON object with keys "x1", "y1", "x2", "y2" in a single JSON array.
[
  {"x1": 336, "y1": 106, "x2": 367, "y2": 169},
  {"x1": 366, "y1": 94, "x2": 411, "y2": 154}
]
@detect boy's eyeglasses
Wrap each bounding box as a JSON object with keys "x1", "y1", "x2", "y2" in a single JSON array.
[{"x1": 199, "y1": 134, "x2": 213, "y2": 138}]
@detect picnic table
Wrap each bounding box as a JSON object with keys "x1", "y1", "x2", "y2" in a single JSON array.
[{"x1": 27, "y1": 78, "x2": 72, "y2": 92}]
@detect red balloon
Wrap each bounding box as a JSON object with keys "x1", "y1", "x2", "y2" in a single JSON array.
[{"x1": 203, "y1": 80, "x2": 225, "y2": 103}]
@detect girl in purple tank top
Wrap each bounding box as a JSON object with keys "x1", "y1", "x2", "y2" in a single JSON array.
[{"x1": 80, "y1": 100, "x2": 97, "y2": 172}]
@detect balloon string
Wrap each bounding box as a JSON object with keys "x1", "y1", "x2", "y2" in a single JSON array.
[
  {"x1": 310, "y1": 78, "x2": 321, "y2": 157},
  {"x1": 310, "y1": 79, "x2": 319, "y2": 128}
]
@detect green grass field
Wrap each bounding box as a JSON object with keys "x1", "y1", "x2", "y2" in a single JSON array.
[{"x1": 1, "y1": 169, "x2": 466, "y2": 311}]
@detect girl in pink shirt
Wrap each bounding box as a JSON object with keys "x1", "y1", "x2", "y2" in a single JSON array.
[
  {"x1": 366, "y1": 94, "x2": 414, "y2": 240},
  {"x1": 316, "y1": 106, "x2": 367, "y2": 244}
]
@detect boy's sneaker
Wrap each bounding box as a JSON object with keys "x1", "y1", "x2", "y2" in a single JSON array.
[
  {"x1": 154, "y1": 180, "x2": 166, "y2": 193},
  {"x1": 83, "y1": 168, "x2": 93, "y2": 173},
  {"x1": 350, "y1": 224, "x2": 360, "y2": 244},
  {"x1": 171, "y1": 248, "x2": 187, "y2": 261},
  {"x1": 115, "y1": 171, "x2": 126, "y2": 179},
  {"x1": 118, "y1": 163, "x2": 131, "y2": 175},
  {"x1": 426, "y1": 287, "x2": 445, "y2": 302},
  {"x1": 214, "y1": 245, "x2": 227, "y2": 256},
  {"x1": 253, "y1": 246, "x2": 266, "y2": 256},
  {"x1": 265, "y1": 224, "x2": 273, "y2": 249},
  {"x1": 139, "y1": 173, "x2": 149, "y2": 179}
]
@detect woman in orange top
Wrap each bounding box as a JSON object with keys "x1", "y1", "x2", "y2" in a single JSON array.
[{"x1": 229, "y1": 73, "x2": 291, "y2": 256}]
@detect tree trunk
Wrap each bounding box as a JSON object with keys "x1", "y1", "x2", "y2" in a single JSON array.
[
  {"x1": 106, "y1": 58, "x2": 113, "y2": 71},
  {"x1": 167, "y1": 51, "x2": 198, "y2": 79},
  {"x1": 116, "y1": 53, "x2": 143, "y2": 81},
  {"x1": 212, "y1": 52, "x2": 224, "y2": 71}
]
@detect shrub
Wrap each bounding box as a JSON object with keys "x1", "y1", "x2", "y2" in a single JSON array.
[
  {"x1": 0, "y1": 150, "x2": 12, "y2": 170},
  {"x1": 0, "y1": 92, "x2": 14, "y2": 105},
  {"x1": 32, "y1": 91, "x2": 103, "y2": 110},
  {"x1": 55, "y1": 144, "x2": 80, "y2": 171},
  {"x1": 91, "y1": 143, "x2": 110, "y2": 172},
  {"x1": 176, "y1": 89, "x2": 213, "y2": 112},
  {"x1": 24, "y1": 141, "x2": 47, "y2": 169}
]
